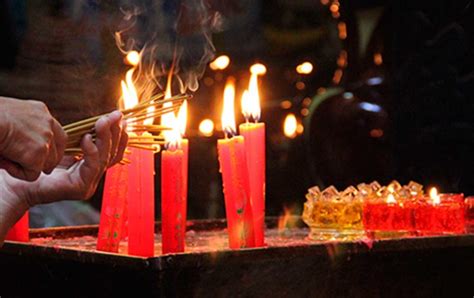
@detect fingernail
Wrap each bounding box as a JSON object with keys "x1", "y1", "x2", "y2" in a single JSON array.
[{"x1": 111, "y1": 110, "x2": 123, "y2": 120}]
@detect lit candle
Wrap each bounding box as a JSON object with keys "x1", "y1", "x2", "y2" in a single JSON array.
[
  {"x1": 5, "y1": 212, "x2": 29, "y2": 242},
  {"x1": 415, "y1": 187, "x2": 465, "y2": 235},
  {"x1": 96, "y1": 164, "x2": 129, "y2": 252},
  {"x1": 363, "y1": 192, "x2": 413, "y2": 235},
  {"x1": 161, "y1": 83, "x2": 188, "y2": 254},
  {"x1": 122, "y1": 57, "x2": 155, "y2": 257},
  {"x1": 218, "y1": 77, "x2": 255, "y2": 249},
  {"x1": 97, "y1": 59, "x2": 139, "y2": 253},
  {"x1": 239, "y1": 67, "x2": 266, "y2": 247}
]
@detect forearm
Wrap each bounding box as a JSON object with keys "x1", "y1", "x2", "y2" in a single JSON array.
[{"x1": 0, "y1": 171, "x2": 31, "y2": 246}]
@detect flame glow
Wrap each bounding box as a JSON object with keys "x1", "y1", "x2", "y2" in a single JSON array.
[
  {"x1": 278, "y1": 207, "x2": 292, "y2": 233},
  {"x1": 199, "y1": 119, "x2": 214, "y2": 137},
  {"x1": 125, "y1": 51, "x2": 140, "y2": 66},
  {"x1": 221, "y1": 77, "x2": 236, "y2": 137},
  {"x1": 429, "y1": 187, "x2": 440, "y2": 205},
  {"x1": 161, "y1": 71, "x2": 181, "y2": 149},
  {"x1": 296, "y1": 123, "x2": 304, "y2": 134},
  {"x1": 296, "y1": 62, "x2": 313, "y2": 75},
  {"x1": 177, "y1": 100, "x2": 188, "y2": 136},
  {"x1": 386, "y1": 193, "x2": 396, "y2": 204},
  {"x1": 121, "y1": 69, "x2": 139, "y2": 109},
  {"x1": 210, "y1": 55, "x2": 230, "y2": 70},
  {"x1": 278, "y1": 206, "x2": 298, "y2": 235},
  {"x1": 284, "y1": 113, "x2": 298, "y2": 138},
  {"x1": 250, "y1": 63, "x2": 267, "y2": 75},
  {"x1": 242, "y1": 74, "x2": 261, "y2": 122}
]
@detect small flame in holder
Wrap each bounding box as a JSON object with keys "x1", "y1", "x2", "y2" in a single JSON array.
[{"x1": 429, "y1": 187, "x2": 440, "y2": 205}]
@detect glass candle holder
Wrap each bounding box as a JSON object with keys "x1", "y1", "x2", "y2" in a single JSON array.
[
  {"x1": 363, "y1": 198, "x2": 415, "y2": 238},
  {"x1": 302, "y1": 186, "x2": 365, "y2": 241},
  {"x1": 415, "y1": 193, "x2": 465, "y2": 235},
  {"x1": 361, "y1": 181, "x2": 422, "y2": 239}
]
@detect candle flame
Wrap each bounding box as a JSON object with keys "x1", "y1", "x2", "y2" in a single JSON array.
[
  {"x1": 161, "y1": 70, "x2": 181, "y2": 149},
  {"x1": 296, "y1": 62, "x2": 314, "y2": 75},
  {"x1": 210, "y1": 55, "x2": 230, "y2": 70},
  {"x1": 125, "y1": 51, "x2": 140, "y2": 66},
  {"x1": 386, "y1": 193, "x2": 396, "y2": 204},
  {"x1": 283, "y1": 113, "x2": 297, "y2": 138},
  {"x1": 199, "y1": 119, "x2": 214, "y2": 137},
  {"x1": 242, "y1": 72, "x2": 261, "y2": 122},
  {"x1": 250, "y1": 63, "x2": 267, "y2": 76},
  {"x1": 121, "y1": 69, "x2": 139, "y2": 109},
  {"x1": 177, "y1": 100, "x2": 188, "y2": 136},
  {"x1": 429, "y1": 187, "x2": 440, "y2": 205},
  {"x1": 221, "y1": 77, "x2": 237, "y2": 137}
]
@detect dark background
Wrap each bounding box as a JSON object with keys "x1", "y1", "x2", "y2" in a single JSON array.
[{"x1": 0, "y1": 0, "x2": 473, "y2": 226}]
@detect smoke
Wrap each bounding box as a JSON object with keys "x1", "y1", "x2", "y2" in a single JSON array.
[{"x1": 115, "y1": 0, "x2": 225, "y2": 94}]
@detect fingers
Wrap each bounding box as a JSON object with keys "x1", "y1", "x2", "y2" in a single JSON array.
[
  {"x1": 108, "y1": 112, "x2": 123, "y2": 165},
  {"x1": 74, "y1": 111, "x2": 123, "y2": 200},
  {"x1": 52, "y1": 118, "x2": 67, "y2": 167},
  {"x1": 79, "y1": 134, "x2": 100, "y2": 179},
  {"x1": 81, "y1": 111, "x2": 122, "y2": 172},
  {"x1": 109, "y1": 121, "x2": 128, "y2": 166},
  {"x1": 42, "y1": 138, "x2": 57, "y2": 174},
  {"x1": 43, "y1": 118, "x2": 67, "y2": 174}
]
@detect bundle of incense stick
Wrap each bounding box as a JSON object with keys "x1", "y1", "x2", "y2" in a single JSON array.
[{"x1": 63, "y1": 93, "x2": 190, "y2": 163}]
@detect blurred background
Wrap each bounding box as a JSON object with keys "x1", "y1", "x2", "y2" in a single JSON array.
[{"x1": 0, "y1": 0, "x2": 473, "y2": 227}]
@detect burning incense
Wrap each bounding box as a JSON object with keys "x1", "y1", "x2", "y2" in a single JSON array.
[{"x1": 63, "y1": 93, "x2": 191, "y2": 158}]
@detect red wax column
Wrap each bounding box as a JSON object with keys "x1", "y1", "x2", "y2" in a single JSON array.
[
  {"x1": 182, "y1": 139, "x2": 189, "y2": 221},
  {"x1": 97, "y1": 164, "x2": 129, "y2": 252},
  {"x1": 363, "y1": 201, "x2": 413, "y2": 232},
  {"x1": 415, "y1": 193, "x2": 465, "y2": 234},
  {"x1": 218, "y1": 135, "x2": 255, "y2": 249},
  {"x1": 128, "y1": 142, "x2": 155, "y2": 257},
  {"x1": 240, "y1": 123, "x2": 265, "y2": 246},
  {"x1": 6, "y1": 212, "x2": 29, "y2": 242},
  {"x1": 161, "y1": 145, "x2": 187, "y2": 254}
]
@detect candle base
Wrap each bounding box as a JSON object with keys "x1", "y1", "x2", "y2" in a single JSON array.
[{"x1": 308, "y1": 228, "x2": 366, "y2": 242}]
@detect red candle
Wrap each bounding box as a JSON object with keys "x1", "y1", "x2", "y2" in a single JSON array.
[
  {"x1": 466, "y1": 196, "x2": 474, "y2": 234},
  {"x1": 161, "y1": 100, "x2": 189, "y2": 254},
  {"x1": 127, "y1": 136, "x2": 155, "y2": 257},
  {"x1": 181, "y1": 139, "x2": 189, "y2": 221},
  {"x1": 161, "y1": 147, "x2": 186, "y2": 254},
  {"x1": 239, "y1": 72, "x2": 266, "y2": 247},
  {"x1": 218, "y1": 77, "x2": 255, "y2": 249},
  {"x1": 97, "y1": 164, "x2": 129, "y2": 253},
  {"x1": 5, "y1": 212, "x2": 29, "y2": 242},
  {"x1": 363, "y1": 194, "x2": 414, "y2": 233},
  {"x1": 177, "y1": 101, "x2": 189, "y2": 228},
  {"x1": 415, "y1": 188, "x2": 465, "y2": 235},
  {"x1": 115, "y1": 52, "x2": 155, "y2": 257}
]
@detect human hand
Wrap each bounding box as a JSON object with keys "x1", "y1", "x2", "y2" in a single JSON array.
[
  {"x1": 0, "y1": 111, "x2": 128, "y2": 244},
  {"x1": 0, "y1": 96, "x2": 68, "y2": 181}
]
